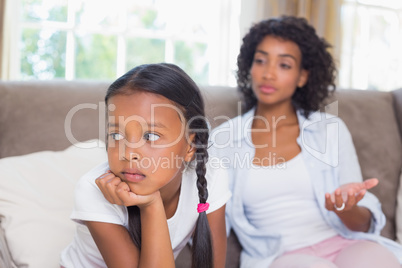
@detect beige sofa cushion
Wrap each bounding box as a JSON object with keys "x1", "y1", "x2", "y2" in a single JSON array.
[
  {"x1": 200, "y1": 85, "x2": 241, "y2": 129},
  {"x1": 0, "y1": 80, "x2": 108, "y2": 158},
  {"x1": 329, "y1": 89, "x2": 402, "y2": 240}
]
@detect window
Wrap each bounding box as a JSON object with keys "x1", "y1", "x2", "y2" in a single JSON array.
[
  {"x1": 19, "y1": 0, "x2": 240, "y2": 85},
  {"x1": 339, "y1": 0, "x2": 402, "y2": 91}
]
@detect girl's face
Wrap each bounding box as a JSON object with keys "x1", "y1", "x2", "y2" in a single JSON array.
[
  {"x1": 250, "y1": 35, "x2": 309, "y2": 107},
  {"x1": 106, "y1": 91, "x2": 195, "y2": 196}
]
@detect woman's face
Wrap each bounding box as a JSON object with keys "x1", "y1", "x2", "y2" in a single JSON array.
[
  {"x1": 250, "y1": 35, "x2": 309, "y2": 107},
  {"x1": 106, "y1": 91, "x2": 195, "y2": 196}
]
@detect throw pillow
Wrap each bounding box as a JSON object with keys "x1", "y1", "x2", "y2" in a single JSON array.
[{"x1": 0, "y1": 140, "x2": 107, "y2": 268}]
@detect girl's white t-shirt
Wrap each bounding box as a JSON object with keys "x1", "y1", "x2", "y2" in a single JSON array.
[{"x1": 60, "y1": 161, "x2": 231, "y2": 268}]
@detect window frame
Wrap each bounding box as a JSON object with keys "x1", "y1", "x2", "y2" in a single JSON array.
[
  {"x1": 18, "y1": 0, "x2": 240, "y2": 86},
  {"x1": 339, "y1": 0, "x2": 402, "y2": 91}
]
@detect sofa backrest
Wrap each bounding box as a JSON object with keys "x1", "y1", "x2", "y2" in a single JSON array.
[
  {"x1": 0, "y1": 81, "x2": 401, "y2": 240},
  {"x1": 0, "y1": 80, "x2": 108, "y2": 158},
  {"x1": 327, "y1": 89, "x2": 402, "y2": 240},
  {"x1": 392, "y1": 88, "x2": 402, "y2": 138}
]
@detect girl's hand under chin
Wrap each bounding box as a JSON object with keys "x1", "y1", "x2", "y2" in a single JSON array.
[
  {"x1": 324, "y1": 178, "x2": 379, "y2": 213},
  {"x1": 95, "y1": 171, "x2": 160, "y2": 208}
]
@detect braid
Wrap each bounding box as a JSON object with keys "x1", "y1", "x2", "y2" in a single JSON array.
[
  {"x1": 191, "y1": 134, "x2": 213, "y2": 268},
  {"x1": 195, "y1": 145, "x2": 208, "y2": 203},
  {"x1": 127, "y1": 206, "x2": 141, "y2": 249}
]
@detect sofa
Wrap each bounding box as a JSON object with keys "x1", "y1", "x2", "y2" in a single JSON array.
[{"x1": 0, "y1": 80, "x2": 401, "y2": 268}]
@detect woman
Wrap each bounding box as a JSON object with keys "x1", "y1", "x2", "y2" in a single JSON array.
[{"x1": 210, "y1": 16, "x2": 402, "y2": 267}]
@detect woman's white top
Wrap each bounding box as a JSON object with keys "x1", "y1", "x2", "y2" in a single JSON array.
[
  {"x1": 243, "y1": 153, "x2": 337, "y2": 252},
  {"x1": 60, "y1": 161, "x2": 231, "y2": 268}
]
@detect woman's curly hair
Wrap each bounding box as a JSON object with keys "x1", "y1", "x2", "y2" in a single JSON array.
[{"x1": 237, "y1": 16, "x2": 336, "y2": 118}]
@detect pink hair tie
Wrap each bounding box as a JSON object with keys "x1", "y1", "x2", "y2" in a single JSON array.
[{"x1": 197, "y1": 202, "x2": 209, "y2": 213}]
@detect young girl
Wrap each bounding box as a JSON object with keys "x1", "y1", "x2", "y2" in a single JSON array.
[
  {"x1": 60, "y1": 63, "x2": 231, "y2": 268},
  {"x1": 209, "y1": 16, "x2": 402, "y2": 267}
]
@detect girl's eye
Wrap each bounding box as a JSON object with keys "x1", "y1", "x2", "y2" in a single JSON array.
[
  {"x1": 110, "y1": 133, "x2": 124, "y2": 141},
  {"x1": 280, "y1": 63, "x2": 291, "y2": 69},
  {"x1": 144, "y1": 133, "x2": 160, "y2": 142}
]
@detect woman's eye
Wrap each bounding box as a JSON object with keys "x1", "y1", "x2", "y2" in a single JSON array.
[
  {"x1": 253, "y1": 58, "x2": 265, "y2": 65},
  {"x1": 110, "y1": 133, "x2": 124, "y2": 141},
  {"x1": 280, "y1": 63, "x2": 291, "y2": 69},
  {"x1": 144, "y1": 133, "x2": 160, "y2": 142}
]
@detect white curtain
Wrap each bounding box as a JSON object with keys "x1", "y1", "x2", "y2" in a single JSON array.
[
  {"x1": 0, "y1": 0, "x2": 20, "y2": 80},
  {"x1": 209, "y1": 0, "x2": 241, "y2": 86},
  {"x1": 239, "y1": 0, "x2": 342, "y2": 67}
]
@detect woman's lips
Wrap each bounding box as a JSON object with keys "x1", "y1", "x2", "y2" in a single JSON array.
[{"x1": 259, "y1": 85, "x2": 276, "y2": 94}]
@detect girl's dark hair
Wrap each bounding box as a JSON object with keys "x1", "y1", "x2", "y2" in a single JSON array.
[
  {"x1": 105, "y1": 63, "x2": 212, "y2": 268},
  {"x1": 237, "y1": 15, "x2": 336, "y2": 117}
]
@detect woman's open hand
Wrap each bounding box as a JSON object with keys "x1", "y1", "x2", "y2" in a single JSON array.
[
  {"x1": 95, "y1": 171, "x2": 160, "y2": 208},
  {"x1": 324, "y1": 178, "x2": 378, "y2": 213}
]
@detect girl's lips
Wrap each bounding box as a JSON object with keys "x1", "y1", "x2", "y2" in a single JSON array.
[
  {"x1": 122, "y1": 172, "x2": 146, "y2": 182},
  {"x1": 122, "y1": 169, "x2": 145, "y2": 182},
  {"x1": 259, "y1": 85, "x2": 276, "y2": 94}
]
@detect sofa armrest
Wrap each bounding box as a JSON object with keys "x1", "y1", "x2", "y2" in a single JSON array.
[
  {"x1": 392, "y1": 88, "x2": 402, "y2": 138},
  {"x1": 397, "y1": 172, "x2": 402, "y2": 244},
  {"x1": 0, "y1": 223, "x2": 16, "y2": 268}
]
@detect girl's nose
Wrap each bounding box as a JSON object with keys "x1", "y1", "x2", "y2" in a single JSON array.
[
  {"x1": 120, "y1": 141, "x2": 142, "y2": 162},
  {"x1": 127, "y1": 152, "x2": 140, "y2": 161}
]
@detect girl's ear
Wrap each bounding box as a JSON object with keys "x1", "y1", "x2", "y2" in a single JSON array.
[
  {"x1": 185, "y1": 133, "x2": 196, "y2": 162},
  {"x1": 297, "y1": 69, "x2": 309, "y2": 88}
]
